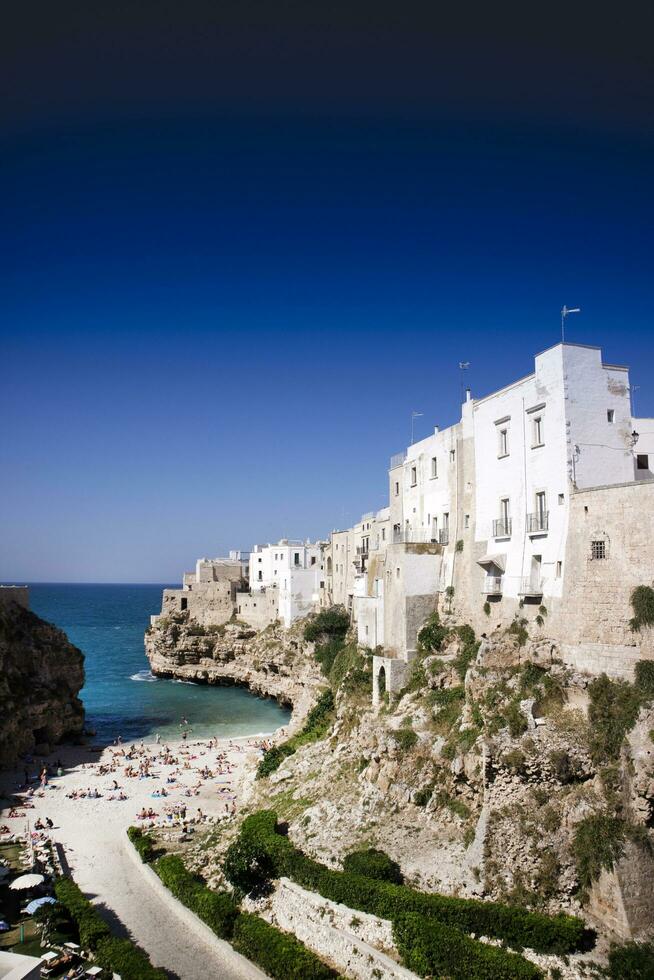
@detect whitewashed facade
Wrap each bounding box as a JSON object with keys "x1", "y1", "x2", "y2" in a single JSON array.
[{"x1": 249, "y1": 540, "x2": 325, "y2": 627}]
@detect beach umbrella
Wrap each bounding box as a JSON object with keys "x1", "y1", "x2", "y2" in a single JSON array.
[
  {"x1": 9, "y1": 873, "x2": 44, "y2": 890},
  {"x1": 25, "y1": 896, "x2": 57, "y2": 914}
]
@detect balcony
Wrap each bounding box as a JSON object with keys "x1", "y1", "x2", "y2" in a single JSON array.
[
  {"x1": 518, "y1": 577, "x2": 544, "y2": 596},
  {"x1": 439, "y1": 529, "x2": 449, "y2": 546},
  {"x1": 492, "y1": 517, "x2": 512, "y2": 538},
  {"x1": 526, "y1": 511, "x2": 549, "y2": 534},
  {"x1": 356, "y1": 545, "x2": 369, "y2": 556},
  {"x1": 390, "y1": 450, "x2": 407, "y2": 469},
  {"x1": 483, "y1": 575, "x2": 503, "y2": 595},
  {"x1": 392, "y1": 528, "x2": 438, "y2": 545}
]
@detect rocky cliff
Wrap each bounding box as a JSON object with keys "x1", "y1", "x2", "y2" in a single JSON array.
[
  {"x1": 146, "y1": 606, "x2": 654, "y2": 961},
  {"x1": 145, "y1": 614, "x2": 324, "y2": 731},
  {"x1": 0, "y1": 599, "x2": 85, "y2": 766}
]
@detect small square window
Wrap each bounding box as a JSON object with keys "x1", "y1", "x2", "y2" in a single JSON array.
[
  {"x1": 637, "y1": 454, "x2": 649, "y2": 470},
  {"x1": 591, "y1": 540, "x2": 606, "y2": 560},
  {"x1": 607, "y1": 409, "x2": 615, "y2": 423}
]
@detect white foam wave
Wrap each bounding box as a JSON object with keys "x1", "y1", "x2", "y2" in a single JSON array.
[
  {"x1": 130, "y1": 670, "x2": 157, "y2": 682},
  {"x1": 172, "y1": 678, "x2": 198, "y2": 685}
]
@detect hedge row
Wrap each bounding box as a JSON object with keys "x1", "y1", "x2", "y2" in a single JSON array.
[
  {"x1": 234, "y1": 811, "x2": 586, "y2": 956},
  {"x1": 394, "y1": 912, "x2": 541, "y2": 980},
  {"x1": 151, "y1": 852, "x2": 339, "y2": 978},
  {"x1": 233, "y1": 912, "x2": 340, "y2": 979},
  {"x1": 53, "y1": 877, "x2": 166, "y2": 980},
  {"x1": 127, "y1": 825, "x2": 156, "y2": 863},
  {"x1": 155, "y1": 854, "x2": 238, "y2": 939}
]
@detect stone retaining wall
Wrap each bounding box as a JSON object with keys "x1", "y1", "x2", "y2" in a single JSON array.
[{"x1": 268, "y1": 877, "x2": 418, "y2": 980}]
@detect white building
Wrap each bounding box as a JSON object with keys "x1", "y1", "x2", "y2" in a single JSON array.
[
  {"x1": 248, "y1": 539, "x2": 325, "y2": 627},
  {"x1": 338, "y1": 342, "x2": 654, "y2": 693}
]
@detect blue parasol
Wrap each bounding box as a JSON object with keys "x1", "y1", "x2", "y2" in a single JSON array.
[{"x1": 24, "y1": 896, "x2": 57, "y2": 914}]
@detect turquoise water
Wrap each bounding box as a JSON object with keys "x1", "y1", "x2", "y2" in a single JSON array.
[{"x1": 25, "y1": 584, "x2": 290, "y2": 743}]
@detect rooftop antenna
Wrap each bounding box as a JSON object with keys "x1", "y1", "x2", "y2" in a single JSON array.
[
  {"x1": 411, "y1": 410, "x2": 424, "y2": 444},
  {"x1": 561, "y1": 305, "x2": 580, "y2": 343}
]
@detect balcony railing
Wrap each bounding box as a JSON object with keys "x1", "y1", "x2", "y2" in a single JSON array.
[
  {"x1": 527, "y1": 512, "x2": 549, "y2": 533},
  {"x1": 483, "y1": 575, "x2": 503, "y2": 595},
  {"x1": 518, "y1": 577, "x2": 544, "y2": 596},
  {"x1": 439, "y1": 529, "x2": 449, "y2": 546},
  {"x1": 492, "y1": 517, "x2": 512, "y2": 537},
  {"x1": 389, "y1": 450, "x2": 407, "y2": 469},
  {"x1": 392, "y1": 528, "x2": 440, "y2": 545},
  {"x1": 356, "y1": 545, "x2": 369, "y2": 556}
]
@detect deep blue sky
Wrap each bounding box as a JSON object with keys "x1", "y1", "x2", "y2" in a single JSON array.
[{"x1": 1, "y1": 1, "x2": 653, "y2": 582}]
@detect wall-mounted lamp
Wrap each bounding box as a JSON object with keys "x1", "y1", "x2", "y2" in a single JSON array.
[{"x1": 631, "y1": 430, "x2": 640, "y2": 447}]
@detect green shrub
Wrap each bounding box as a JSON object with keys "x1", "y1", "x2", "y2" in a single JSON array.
[
  {"x1": 630, "y1": 586, "x2": 654, "y2": 632},
  {"x1": 313, "y1": 639, "x2": 343, "y2": 677},
  {"x1": 232, "y1": 912, "x2": 340, "y2": 979},
  {"x1": 635, "y1": 660, "x2": 654, "y2": 700},
  {"x1": 343, "y1": 848, "x2": 403, "y2": 884},
  {"x1": 456, "y1": 538, "x2": 464, "y2": 553},
  {"x1": 454, "y1": 625, "x2": 479, "y2": 680},
  {"x1": 155, "y1": 855, "x2": 238, "y2": 938},
  {"x1": 418, "y1": 612, "x2": 448, "y2": 652},
  {"x1": 304, "y1": 607, "x2": 350, "y2": 643},
  {"x1": 394, "y1": 912, "x2": 542, "y2": 979},
  {"x1": 127, "y1": 826, "x2": 156, "y2": 863},
  {"x1": 329, "y1": 643, "x2": 371, "y2": 697},
  {"x1": 53, "y1": 878, "x2": 111, "y2": 950},
  {"x1": 236, "y1": 811, "x2": 586, "y2": 955},
  {"x1": 483, "y1": 601, "x2": 491, "y2": 616},
  {"x1": 95, "y1": 938, "x2": 167, "y2": 980},
  {"x1": 607, "y1": 940, "x2": 654, "y2": 979},
  {"x1": 257, "y1": 689, "x2": 335, "y2": 778},
  {"x1": 507, "y1": 617, "x2": 528, "y2": 647},
  {"x1": 572, "y1": 814, "x2": 626, "y2": 890},
  {"x1": 414, "y1": 783, "x2": 434, "y2": 806},
  {"x1": 587, "y1": 674, "x2": 641, "y2": 763},
  {"x1": 392, "y1": 727, "x2": 418, "y2": 751},
  {"x1": 223, "y1": 835, "x2": 276, "y2": 897}
]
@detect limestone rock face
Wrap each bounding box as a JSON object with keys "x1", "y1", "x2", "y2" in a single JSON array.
[
  {"x1": 145, "y1": 616, "x2": 324, "y2": 730},
  {"x1": 0, "y1": 600, "x2": 85, "y2": 766}
]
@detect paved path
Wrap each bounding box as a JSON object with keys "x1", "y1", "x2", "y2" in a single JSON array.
[{"x1": 62, "y1": 822, "x2": 266, "y2": 980}]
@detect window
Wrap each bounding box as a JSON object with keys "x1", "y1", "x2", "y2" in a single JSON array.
[
  {"x1": 536, "y1": 491, "x2": 547, "y2": 520},
  {"x1": 637, "y1": 454, "x2": 649, "y2": 470},
  {"x1": 558, "y1": 493, "x2": 564, "y2": 505},
  {"x1": 500, "y1": 497, "x2": 510, "y2": 525},
  {"x1": 258, "y1": 570, "x2": 263, "y2": 581},
  {"x1": 294, "y1": 553, "x2": 300, "y2": 566},
  {"x1": 449, "y1": 449, "x2": 456, "y2": 462},
  {"x1": 431, "y1": 456, "x2": 438, "y2": 478},
  {"x1": 607, "y1": 409, "x2": 615, "y2": 423},
  {"x1": 464, "y1": 514, "x2": 470, "y2": 528},
  {"x1": 381, "y1": 528, "x2": 386, "y2": 541},
  {"x1": 556, "y1": 561, "x2": 562, "y2": 578},
  {"x1": 394, "y1": 481, "x2": 399, "y2": 496},
  {"x1": 396, "y1": 567, "x2": 400, "y2": 579},
  {"x1": 498, "y1": 428, "x2": 509, "y2": 457},
  {"x1": 591, "y1": 540, "x2": 606, "y2": 560},
  {"x1": 410, "y1": 465, "x2": 417, "y2": 486},
  {"x1": 180, "y1": 597, "x2": 187, "y2": 611},
  {"x1": 532, "y1": 416, "x2": 544, "y2": 447},
  {"x1": 310, "y1": 556, "x2": 316, "y2": 565}
]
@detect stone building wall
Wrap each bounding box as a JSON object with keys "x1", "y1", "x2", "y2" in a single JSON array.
[
  {"x1": 159, "y1": 581, "x2": 235, "y2": 627},
  {"x1": 236, "y1": 588, "x2": 279, "y2": 630}
]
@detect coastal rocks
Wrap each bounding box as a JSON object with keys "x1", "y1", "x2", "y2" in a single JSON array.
[
  {"x1": 0, "y1": 598, "x2": 85, "y2": 766},
  {"x1": 145, "y1": 617, "x2": 324, "y2": 730}
]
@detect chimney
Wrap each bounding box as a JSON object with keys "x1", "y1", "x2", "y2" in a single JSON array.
[{"x1": 465, "y1": 387, "x2": 471, "y2": 402}]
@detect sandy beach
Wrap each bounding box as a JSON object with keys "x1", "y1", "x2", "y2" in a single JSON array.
[{"x1": 0, "y1": 730, "x2": 275, "y2": 980}]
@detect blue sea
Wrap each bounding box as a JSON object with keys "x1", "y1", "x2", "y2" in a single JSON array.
[{"x1": 24, "y1": 584, "x2": 290, "y2": 743}]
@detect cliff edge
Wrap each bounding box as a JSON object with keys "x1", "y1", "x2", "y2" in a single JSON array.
[{"x1": 0, "y1": 599, "x2": 85, "y2": 766}]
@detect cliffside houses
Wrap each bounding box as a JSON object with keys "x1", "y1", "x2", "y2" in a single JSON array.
[
  {"x1": 152, "y1": 543, "x2": 325, "y2": 631},
  {"x1": 152, "y1": 341, "x2": 654, "y2": 683}
]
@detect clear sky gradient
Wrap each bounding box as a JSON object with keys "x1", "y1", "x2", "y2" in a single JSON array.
[{"x1": 1, "y1": 1, "x2": 653, "y2": 582}]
